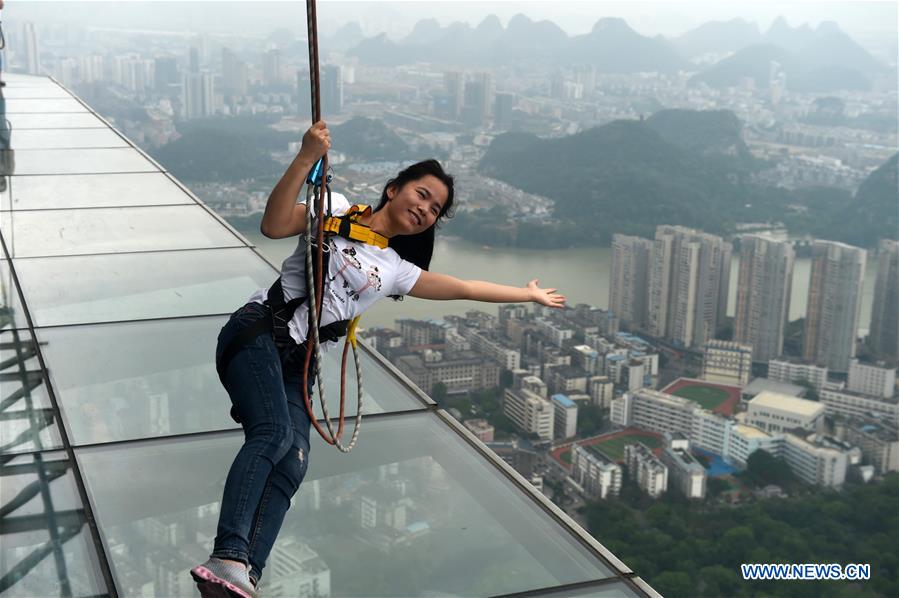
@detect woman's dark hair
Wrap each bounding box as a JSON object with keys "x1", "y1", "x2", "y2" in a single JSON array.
[{"x1": 373, "y1": 158, "x2": 455, "y2": 271}]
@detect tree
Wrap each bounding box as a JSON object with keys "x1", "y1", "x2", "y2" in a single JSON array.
[
  {"x1": 576, "y1": 404, "x2": 603, "y2": 436},
  {"x1": 431, "y1": 382, "x2": 447, "y2": 404},
  {"x1": 743, "y1": 449, "x2": 798, "y2": 489},
  {"x1": 651, "y1": 571, "x2": 693, "y2": 597}
]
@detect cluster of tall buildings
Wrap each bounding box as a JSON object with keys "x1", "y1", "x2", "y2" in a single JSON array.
[
  {"x1": 438, "y1": 71, "x2": 496, "y2": 127},
  {"x1": 612, "y1": 227, "x2": 898, "y2": 373},
  {"x1": 612, "y1": 226, "x2": 731, "y2": 350}
]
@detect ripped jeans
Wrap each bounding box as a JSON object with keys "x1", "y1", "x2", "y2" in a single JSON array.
[{"x1": 211, "y1": 301, "x2": 316, "y2": 585}]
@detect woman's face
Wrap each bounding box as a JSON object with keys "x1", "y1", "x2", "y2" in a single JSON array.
[{"x1": 387, "y1": 174, "x2": 449, "y2": 235}]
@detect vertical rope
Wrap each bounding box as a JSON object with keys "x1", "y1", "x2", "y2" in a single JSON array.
[{"x1": 301, "y1": 0, "x2": 363, "y2": 452}]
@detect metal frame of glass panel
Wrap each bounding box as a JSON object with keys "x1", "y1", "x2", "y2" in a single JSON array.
[{"x1": 0, "y1": 74, "x2": 660, "y2": 598}]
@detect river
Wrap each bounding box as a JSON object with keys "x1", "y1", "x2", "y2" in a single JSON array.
[{"x1": 243, "y1": 231, "x2": 878, "y2": 337}]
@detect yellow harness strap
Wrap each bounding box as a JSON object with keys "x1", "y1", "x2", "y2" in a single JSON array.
[
  {"x1": 321, "y1": 204, "x2": 384, "y2": 347},
  {"x1": 322, "y1": 204, "x2": 389, "y2": 249}
]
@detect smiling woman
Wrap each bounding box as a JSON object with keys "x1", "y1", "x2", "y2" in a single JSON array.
[{"x1": 193, "y1": 119, "x2": 566, "y2": 592}]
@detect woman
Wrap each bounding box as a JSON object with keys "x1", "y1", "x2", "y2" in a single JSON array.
[{"x1": 191, "y1": 121, "x2": 565, "y2": 597}]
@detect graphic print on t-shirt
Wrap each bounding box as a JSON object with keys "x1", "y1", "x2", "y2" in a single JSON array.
[{"x1": 328, "y1": 243, "x2": 383, "y2": 304}]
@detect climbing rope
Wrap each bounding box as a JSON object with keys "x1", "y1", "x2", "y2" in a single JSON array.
[{"x1": 301, "y1": 0, "x2": 364, "y2": 452}]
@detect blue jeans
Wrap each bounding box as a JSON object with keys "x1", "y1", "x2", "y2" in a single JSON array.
[{"x1": 211, "y1": 301, "x2": 316, "y2": 585}]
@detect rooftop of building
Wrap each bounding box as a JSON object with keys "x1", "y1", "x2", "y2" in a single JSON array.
[
  {"x1": 551, "y1": 394, "x2": 577, "y2": 408},
  {"x1": 734, "y1": 423, "x2": 774, "y2": 440},
  {"x1": 743, "y1": 377, "x2": 807, "y2": 398},
  {"x1": 750, "y1": 391, "x2": 827, "y2": 417}
]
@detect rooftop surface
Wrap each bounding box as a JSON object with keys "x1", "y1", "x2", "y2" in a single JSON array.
[{"x1": 750, "y1": 391, "x2": 827, "y2": 417}]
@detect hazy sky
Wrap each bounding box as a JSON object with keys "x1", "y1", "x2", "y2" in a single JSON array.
[{"x1": 6, "y1": 1, "x2": 897, "y2": 56}]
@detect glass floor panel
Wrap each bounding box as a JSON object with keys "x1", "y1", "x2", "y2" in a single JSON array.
[
  {"x1": 3, "y1": 172, "x2": 195, "y2": 210},
  {"x1": 77, "y1": 412, "x2": 618, "y2": 597},
  {"x1": 11, "y1": 128, "x2": 128, "y2": 150},
  {"x1": 37, "y1": 317, "x2": 425, "y2": 446},
  {"x1": 2, "y1": 205, "x2": 244, "y2": 258},
  {"x1": 8, "y1": 148, "x2": 160, "y2": 175},
  {"x1": 0, "y1": 450, "x2": 109, "y2": 596},
  {"x1": 13, "y1": 247, "x2": 277, "y2": 327}
]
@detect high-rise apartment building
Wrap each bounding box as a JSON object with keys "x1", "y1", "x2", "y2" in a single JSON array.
[
  {"x1": 154, "y1": 57, "x2": 180, "y2": 92},
  {"x1": 869, "y1": 240, "x2": 899, "y2": 363},
  {"x1": 734, "y1": 235, "x2": 794, "y2": 362},
  {"x1": 182, "y1": 72, "x2": 215, "y2": 119},
  {"x1": 610, "y1": 234, "x2": 653, "y2": 330},
  {"x1": 221, "y1": 48, "x2": 248, "y2": 97},
  {"x1": 648, "y1": 225, "x2": 731, "y2": 348},
  {"x1": 262, "y1": 49, "x2": 282, "y2": 86},
  {"x1": 443, "y1": 71, "x2": 465, "y2": 119},
  {"x1": 803, "y1": 241, "x2": 866, "y2": 372},
  {"x1": 321, "y1": 65, "x2": 344, "y2": 114}
]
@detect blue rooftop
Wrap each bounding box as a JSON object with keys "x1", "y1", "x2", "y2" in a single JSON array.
[{"x1": 552, "y1": 394, "x2": 576, "y2": 408}]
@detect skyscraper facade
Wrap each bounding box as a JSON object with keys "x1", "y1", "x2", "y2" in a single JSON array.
[
  {"x1": 734, "y1": 235, "x2": 794, "y2": 362},
  {"x1": 803, "y1": 240, "x2": 867, "y2": 372},
  {"x1": 221, "y1": 48, "x2": 248, "y2": 97},
  {"x1": 263, "y1": 49, "x2": 282, "y2": 86},
  {"x1": 648, "y1": 225, "x2": 731, "y2": 348},
  {"x1": 443, "y1": 71, "x2": 465, "y2": 119},
  {"x1": 321, "y1": 65, "x2": 344, "y2": 114},
  {"x1": 610, "y1": 234, "x2": 653, "y2": 331},
  {"x1": 869, "y1": 239, "x2": 899, "y2": 364},
  {"x1": 182, "y1": 72, "x2": 214, "y2": 119}
]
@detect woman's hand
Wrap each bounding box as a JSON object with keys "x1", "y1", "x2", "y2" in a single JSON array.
[
  {"x1": 299, "y1": 120, "x2": 331, "y2": 161},
  {"x1": 527, "y1": 279, "x2": 566, "y2": 309}
]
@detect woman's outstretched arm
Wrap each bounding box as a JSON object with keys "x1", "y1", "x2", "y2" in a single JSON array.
[{"x1": 408, "y1": 271, "x2": 566, "y2": 309}]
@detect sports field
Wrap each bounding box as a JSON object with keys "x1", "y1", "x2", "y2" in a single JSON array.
[
  {"x1": 590, "y1": 432, "x2": 663, "y2": 461},
  {"x1": 672, "y1": 385, "x2": 730, "y2": 410},
  {"x1": 661, "y1": 378, "x2": 742, "y2": 416}
]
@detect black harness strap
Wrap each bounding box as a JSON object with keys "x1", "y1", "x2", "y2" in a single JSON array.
[{"x1": 216, "y1": 240, "x2": 349, "y2": 391}]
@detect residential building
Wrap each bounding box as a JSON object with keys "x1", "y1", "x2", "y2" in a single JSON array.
[
  {"x1": 647, "y1": 225, "x2": 731, "y2": 348},
  {"x1": 768, "y1": 359, "x2": 829, "y2": 394},
  {"x1": 610, "y1": 234, "x2": 653, "y2": 330},
  {"x1": 551, "y1": 394, "x2": 578, "y2": 439},
  {"x1": 803, "y1": 240, "x2": 867, "y2": 372},
  {"x1": 835, "y1": 418, "x2": 899, "y2": 474},
  {"x1": 869, "y1": 239, "x2": 899, "y2": 363},
  {"x1": 701, "y1": 340, "x2": 753, "y2": 386},
  {"x1": 624, "y1": 442, "x2": 668, "y2": 498},
  {"x1": 661, "y1": 447, "x2": 707, "y2": 499},
  {"x1": 571, "y1": 345, "x2": 600, "y2": 375},
  {"x1": 781, "y1": 432, "x2": 852, "y2": 487},
  {"x1": 589, "y1": 376, "x2": 615, "y2": 409},
  {"x1": 222, "y1": 47, "x2": 249, "y2": 97},
  {"x1": 182, "y1": 72, "x2": 215, "y2": 119},
  {"x1": 734, "y1": 235, "x2": 794, "y2": 362},
  {"x1": 463, "y1": 419, "x2": 495, "y2": 443},
  {"x1": 847, "y1": 359, "x2": 896, "y2": 399},
  {"x1": 503, "y1": 388, "x2": 554, "y2": 440},
  {"x1": 571, "y1": 445, "x2": 622, "y2": 499},
  {"x1": 321, "y1": 64, "x2": 344, "y2": 113},
  {"x1": 395, "y1": 351, "x2": 499, "y2": 395},
  {"x1": 820, "y1": 387, "x2": 899, "y2": 426}
]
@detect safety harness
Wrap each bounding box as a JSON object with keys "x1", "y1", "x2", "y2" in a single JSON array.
[{"x1": 216, "y1": 200, "x2": 387, "y2": 439}]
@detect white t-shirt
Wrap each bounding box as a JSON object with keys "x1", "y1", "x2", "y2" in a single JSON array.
[{"x1": 248, "y1": 192, "x2": 422, "y2": 352}]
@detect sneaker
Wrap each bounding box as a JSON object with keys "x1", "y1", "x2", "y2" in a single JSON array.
[{"x1": 190, "y1": 557, "x2": 258, "y2": 598}]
